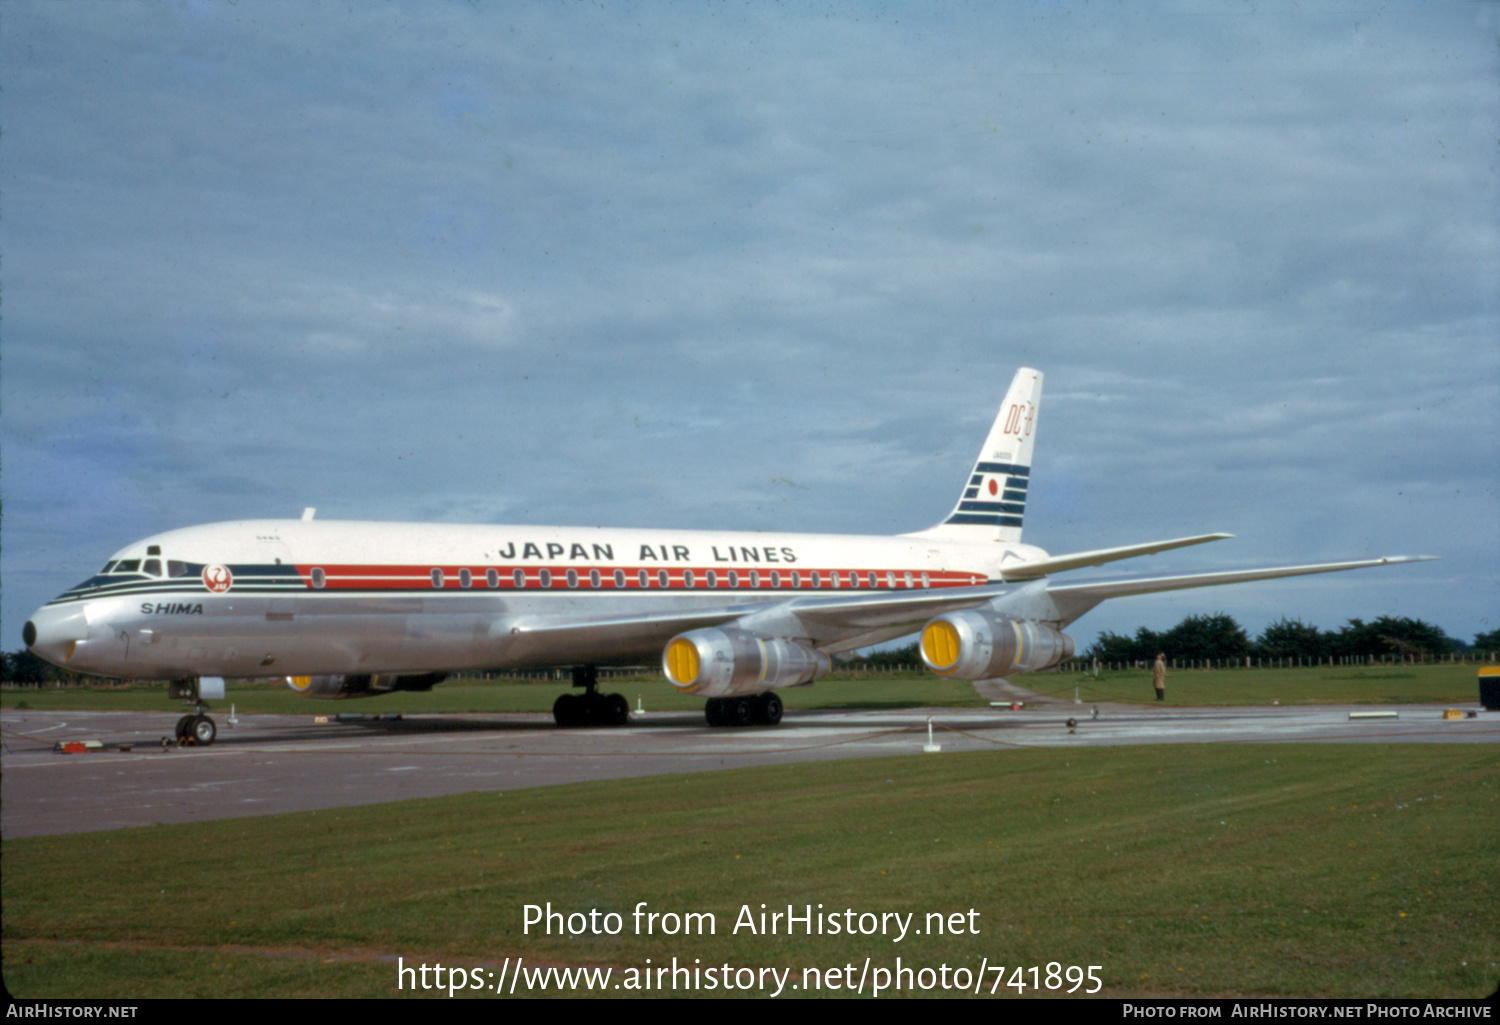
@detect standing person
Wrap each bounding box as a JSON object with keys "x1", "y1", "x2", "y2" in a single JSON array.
[{"x1": 1153, "y1": 653, "x2": 1167, "y2": 702}]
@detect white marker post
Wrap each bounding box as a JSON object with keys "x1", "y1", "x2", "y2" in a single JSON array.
[{"x1": 923, "y1": 716, "x2": 942, "y2": 753}]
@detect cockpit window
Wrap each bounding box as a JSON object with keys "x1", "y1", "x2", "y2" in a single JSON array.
[
  {"x1": 114, "y1": 559, "x2": 141, "y2": 573},
  {"x1": 100, "y1": 561, "x2": 117, "y2": 574},
  {"x1": 142, "y1": 559, "x2": 162, "y2": 577},
  {"x1": 167, "y1": 560, "x2": 191, "y2": 578}
]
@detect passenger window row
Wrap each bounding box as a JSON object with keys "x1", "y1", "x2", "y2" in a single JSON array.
[{"x1": 304, "y1": 568, "x2": 938, "y2": 590}]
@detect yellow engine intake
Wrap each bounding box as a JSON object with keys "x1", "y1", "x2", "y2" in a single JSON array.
[
  {"x1": 918, "y1": 610, "x2": 1073, "y2": 680},
  {"x1": 662, "y1": 627, "x2": 830, "y2": 697}
]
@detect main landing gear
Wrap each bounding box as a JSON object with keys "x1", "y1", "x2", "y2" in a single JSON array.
[
  {"x1": 552, "y1": 665, "x2": 630, "y2": 727},
  {"x1": 704, "y1": 692, "x2": 782, "y2": 728}
]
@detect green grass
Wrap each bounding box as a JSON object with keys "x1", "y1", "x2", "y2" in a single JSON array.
[
  {"x1": 0, "y1": 674, "x2": 989, "y2": 715},
  {"x1": 1026, "y1": 663, "x2": 1486, "y2": 707},
  {"x1": 0, "y1": 663, "x2": 1486, "y2": 715},
  {"x1": 3, "y1": 745, "x2": 1496, "y2": 999}
]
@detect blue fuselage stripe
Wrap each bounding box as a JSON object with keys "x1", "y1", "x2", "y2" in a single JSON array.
[
  {"x1": 974, "y1": 462, "x2": 1029, "y2": 476},
  {"x1": 957, "y1": 501, "x2": 1026, "y2": 514},
  {"x1": 944, "y1": 513, "x2": 1025, "y2": 527}
]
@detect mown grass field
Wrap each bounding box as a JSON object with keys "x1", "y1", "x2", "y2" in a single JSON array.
[
  {"x1": 3, "y1": 744, "x2": 1496, "y2": 999},
  {"x1": 0, "y1": 674, "x2": 989, "y2": 715},
  {"x1": 1018, "y1": 662, "x2": 1487, "y2": 707},
  {"x1": 0, "y1": 662, "x2": 1488, "y2": 715}
]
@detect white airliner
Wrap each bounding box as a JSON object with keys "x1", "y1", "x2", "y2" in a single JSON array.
[{"x1": 23, "y1": 368, "x2": 1430, "y2": 743}]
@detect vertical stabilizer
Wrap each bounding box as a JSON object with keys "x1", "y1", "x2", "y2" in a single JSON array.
[{"x1": 906, "y1": 368, "x2": 1042, "y2": 543}]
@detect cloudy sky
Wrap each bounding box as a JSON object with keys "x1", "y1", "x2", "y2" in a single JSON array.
[{"x1": 3, "y1": 2, "x2": 1496, "y2": 654}]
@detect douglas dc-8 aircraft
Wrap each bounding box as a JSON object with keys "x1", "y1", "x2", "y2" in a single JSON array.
[{"x1": 23, "y1": 369, "x2": 1431, "y2": 743}]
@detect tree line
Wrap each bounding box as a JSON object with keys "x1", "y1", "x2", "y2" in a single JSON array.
[
  {"x1": 1085, "y1": 614, "x2": 1496, "y2": 665},
  {"x1": 833, "y1": 615, "x2": 1496, "y2": 670},
  {"x1": 1, "y1": 650, "x2": 103, "y2": 685}
]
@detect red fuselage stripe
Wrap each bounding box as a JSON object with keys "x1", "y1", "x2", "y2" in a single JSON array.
[{"x1": 292, "y1": 565, "x2": 987, "y2": 591}]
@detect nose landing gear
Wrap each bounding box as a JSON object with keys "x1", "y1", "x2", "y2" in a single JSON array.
[
  {"x1": 174, "y1": 713, "x2": 218, "y2": 746},
  {"x1": 168, "y1": 677, "x2": 226, "y2": 746}
]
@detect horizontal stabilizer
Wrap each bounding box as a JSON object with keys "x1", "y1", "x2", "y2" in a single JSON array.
[{"x1": 1000, "y1": 533, "x2": 1234, "y2": 580}]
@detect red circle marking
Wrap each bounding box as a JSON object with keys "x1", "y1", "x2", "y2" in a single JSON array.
[
  {"x1": 203, "y1": 565, "x2": 233, "y2": 593},
  {"x1": 988, "y1": 479, "x2": 998, "y2": 496}
]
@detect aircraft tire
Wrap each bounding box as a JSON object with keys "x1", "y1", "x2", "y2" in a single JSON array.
[
  {"x1": 704, "y1": 698, "x2": 724, "y2": 727},
  {"x1": 175, "y1": 715, "x2": 194, "y2": 741},
  {"x1": 606, "y1": 693, "x2": 629, "y2": 726},
  {"x1": 730, "y1": 697, "x2": 756, "y2": 727},
  {"x1": 756, "y1": 692, "x2": 783, "y2": 726},
  {"x1": 553, "y1": 693, "x2": 579, "y2": 727},
  {"x1": 580, "y1": 692, "x2": 604, "y2": 726},
  {"x1": 191, "y1": 715, "x2": 217, "y2": 746}
]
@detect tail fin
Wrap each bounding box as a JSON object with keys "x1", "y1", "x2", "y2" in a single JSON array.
[{"x1": 907, "y1": 367, "x2": 1042, "y2": 543}]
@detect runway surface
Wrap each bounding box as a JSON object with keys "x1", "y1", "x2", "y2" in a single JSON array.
[{"x1": 3, "y1": 699, "x2": 1495, "y2": 839}]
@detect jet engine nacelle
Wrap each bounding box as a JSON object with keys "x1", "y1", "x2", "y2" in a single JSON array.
[
  {"x1": 285, "y1": 672, "x2": 447, "y2": 699},
  {"x1": 920, "y1": 610, "x2": 1074, "y2": 679},
  {"x1": 663, "y1": 627, "x2": 831, "y2": 698}
]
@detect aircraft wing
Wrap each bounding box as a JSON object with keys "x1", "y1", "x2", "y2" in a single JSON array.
[
  {"x1": 498, "y1": 605, "x2": 760, "y2": 667},
  {"x1": 1043, "y1": 555, "x2": 1438, "y2": 627},
  {"x1": 498, "y1": 584, "x2": 1017, "y2": 665},
  {"x1": 496, "y1": 554, "x2": 1436, "y2": 665}
]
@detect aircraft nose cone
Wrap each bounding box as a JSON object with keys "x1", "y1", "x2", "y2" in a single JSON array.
[{"x1": 24, "y1": 604, "x2": 91, "y2": 667}]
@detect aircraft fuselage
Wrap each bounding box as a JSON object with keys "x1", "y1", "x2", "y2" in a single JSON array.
[{"x1": 26, "y1": 519, "x2": 1047, "y2": 680}]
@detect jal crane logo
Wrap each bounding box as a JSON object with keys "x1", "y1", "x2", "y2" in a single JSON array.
[{"x1": 202, "y1": 565, "x2": 233, "y2": 593}]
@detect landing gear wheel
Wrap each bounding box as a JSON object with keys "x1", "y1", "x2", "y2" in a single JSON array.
[
  {"x1": 556, "y1": 667, "x2": 632, "y2": 728},
  {"x1": 175, "y1": 715, "x2": 194, "y2": 741},
  {"x1": 730, "y1": 697, "x2": 756, "y2": 727},
  {"x1": 705, "y1": 695, "x2": 781, "y2": 727},
  {"x1": 191, "y1": 714, "x2": 217, "y2": 746},
  {"x1": 756, "y1": 692, "x2": 783, "y2": 726},
  {"x1": 605, "y1": 693, "x2": 629, "y2": 726},
  {"x1": 553, "y1": 693, "x2": 580, "y2": 727},
  {"x1": 576, "y1": 693, "x2": 600, "y2": 726}
]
